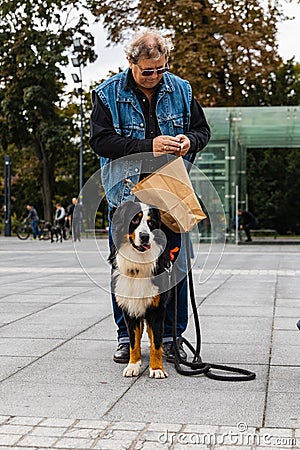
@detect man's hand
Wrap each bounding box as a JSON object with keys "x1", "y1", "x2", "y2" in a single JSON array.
[
  {"x1": 175, "y1": 134, "x2": 190, "y2": 156},
  {"x1": 153, "y1": 134, "x2": 190, "y2": 157}
]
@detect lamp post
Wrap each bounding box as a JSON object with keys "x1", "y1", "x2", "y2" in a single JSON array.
[
  {"x1": 4, "y1": 155, "x2": 11, "y2": 236},
  {"x1": 71, "y1": 38, "x2": 84, "y2": 205}
]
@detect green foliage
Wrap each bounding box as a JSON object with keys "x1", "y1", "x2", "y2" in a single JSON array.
[
  {"x1": 268, "y1": 59, "x2": 300, "y2": 105},
  {"x1": 1, "y1": 0, "x2": 300, "y2": 230},
  {"x1": 0, "y1": 0, "x2": 96, "y2": 221},
  {"x1": 247, "y1": 148, "x2": 300, "y2": 234},
  {"x1": 88, "y1": 0, "x2": 285, "y2": 106}
]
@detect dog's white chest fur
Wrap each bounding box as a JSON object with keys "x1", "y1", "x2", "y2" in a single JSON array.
[{"x1": 113, "y1": 241, "x2": 161, "y2": 318}]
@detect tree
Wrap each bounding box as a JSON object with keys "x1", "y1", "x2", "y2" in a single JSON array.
[
  {"x1": 0, "y1": 0, "x2": 96, "y2": 220},
  {"x1": 267, "y1": 59, "x2": 300, "y2": 106},
  {"x1": 247, "y1": 148, "x2": 300, "y2": 234},
  {"x1": 88, "y1": 0, "x2": 284, "y2": 106}
]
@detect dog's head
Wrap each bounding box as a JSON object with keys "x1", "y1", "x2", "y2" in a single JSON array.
[{"x1": 111, "y1": 201, "x2": 163, "y2": 253}]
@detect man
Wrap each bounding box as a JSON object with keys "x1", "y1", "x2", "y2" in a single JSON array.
[
  {"x1": 67, "y1": 197, "x2": 81, "y2": 242},
  {"x1": 90, "y1": 29, "x2": 210, "y2": 364},
  {"x1": 26, "y1": 204, "x2": 41, "y2": 240},
  {"x1": 238, "y1": 209, "x2": 258, "y2": 242}
]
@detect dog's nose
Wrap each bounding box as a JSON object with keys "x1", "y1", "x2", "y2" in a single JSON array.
[{"x1": 139, "y1": 232, "x2": 150, "y2": 243}]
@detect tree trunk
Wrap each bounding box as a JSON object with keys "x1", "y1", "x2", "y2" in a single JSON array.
[
  {"x1": 34, "y1": 134, "x2": 54, "y2": 222},
  {"x1": 40, "y1": 157, "x2": 54, "y2": 222}
]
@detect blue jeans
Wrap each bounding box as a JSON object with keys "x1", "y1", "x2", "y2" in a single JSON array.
[
  {"x1": 108, "y1": 213, "x2": 188, "y2": 344},
  {"x1": 32, "y1": 220, "x2": 41, "y2": 239}
]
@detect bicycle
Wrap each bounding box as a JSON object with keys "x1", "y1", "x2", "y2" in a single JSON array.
[{"x1": 16, "y1": 220, "x2": 50, "y2": 241}]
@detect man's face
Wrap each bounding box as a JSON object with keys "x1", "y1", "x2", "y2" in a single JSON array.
[{"x1": 129, "y1": 55, "x2": 167, "y2": 91}]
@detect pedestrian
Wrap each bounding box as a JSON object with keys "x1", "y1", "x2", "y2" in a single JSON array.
[
  {"x1": 67, "y1": 197, "x2": 81, "y2": 242},
  {"x1": 54, "y1": 203, "x2": 66, "y2": 240},
  {"x1": 238, "y1": 209, "x2": 258, "y2": 242},
  {"x1": 26, "y1": 204, "x2": 41, "y2": 240},
  {"x1": 89, "y1": 29, "x2": 210, "y2": 364}
]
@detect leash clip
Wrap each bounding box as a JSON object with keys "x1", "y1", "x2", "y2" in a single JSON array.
[
  {"x1": 124, "y1": 178, "x2": 136, "y2": 192},
  {"x1": 164, "y1": 262, "x2": 173, "y2": 274}
]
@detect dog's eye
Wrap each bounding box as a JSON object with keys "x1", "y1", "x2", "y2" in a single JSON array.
[
  {"x1": 148, "y1": 220, "x2": 153, "y2": 227},
  {"x1": 131, "y1": 217, "x2": 140, "y2": 225}
]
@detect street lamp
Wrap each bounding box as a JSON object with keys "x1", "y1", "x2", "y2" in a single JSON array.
[
  {"x1": 71, "y1": 38, "x2": 84, "y2": 205},
  {"x1": 4, "y1": 155, "x2": 11, "y2": 236}
]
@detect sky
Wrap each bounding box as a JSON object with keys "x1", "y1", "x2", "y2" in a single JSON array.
[{"x1": 65, "y1": 0, "x2": 300, "y2": 91}]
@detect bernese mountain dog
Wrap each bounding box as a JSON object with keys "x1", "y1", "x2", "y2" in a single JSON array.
[{"x1": 109, "y1": 201, "x2": 172, "y2": 379}]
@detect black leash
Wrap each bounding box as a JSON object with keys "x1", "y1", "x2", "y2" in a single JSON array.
[{"x1": 171, "y1": 233, "x2": 256, "y2": 381}]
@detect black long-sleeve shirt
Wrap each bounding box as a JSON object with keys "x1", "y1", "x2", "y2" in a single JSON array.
[{"x1": 90, "y1": 70, "x2": 210, "y2": 162}]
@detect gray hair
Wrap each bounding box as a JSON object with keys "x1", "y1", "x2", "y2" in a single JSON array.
[{"x1": 124, "y1": 29, "x2": 174, "y2": 64}]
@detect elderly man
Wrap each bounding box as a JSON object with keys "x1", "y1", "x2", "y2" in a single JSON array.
[{"x1": 90, "y1": 29, "x2": 210, "y2": 364}]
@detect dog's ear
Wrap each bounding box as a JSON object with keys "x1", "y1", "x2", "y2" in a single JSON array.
[
  {"x1": 108, "y1": 243, "x2": 117, "y2": 269},
  {"x1": 111, "y1": 201, "x2": 132, "y2": 248},
  {"x1": 149, "y1": 207, "x2": 161, "y2": 228},
  {"x1": 112, "y1": 201, "x2": 143, "y2": 250},
  {"x1": 112, "y1": 201, "x2": 140, "y2": 230}
]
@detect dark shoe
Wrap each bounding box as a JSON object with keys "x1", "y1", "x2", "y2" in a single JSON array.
[
  {"x1": 163, "y1": 338, "x2": 187, "y2": 363},
  {"x1": 297, "y1": 320, "x2": 300, "y2": 330},
  {"x1": 245, "y1": 238, "x2": 252, "y2": 242},
  {"x1": 113, "y1": 343, "x2": 130, "y2": 364}
]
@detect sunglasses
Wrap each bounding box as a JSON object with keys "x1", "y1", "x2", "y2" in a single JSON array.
[{"x1": 135, "y1": 63, "x2": 169, "y2": 77}]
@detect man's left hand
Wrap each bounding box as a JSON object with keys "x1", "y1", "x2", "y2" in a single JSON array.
[{"x1": 175, "y1": 134, "x2": 190, "y2": 156}]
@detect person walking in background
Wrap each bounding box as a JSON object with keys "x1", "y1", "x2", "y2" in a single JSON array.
[
  {"x1": 238, "y1": 209, "x2": 258, "y2": 242},
  {"x1": 26, "y1": 204, "x2": 41, "y2": 240},
  {"x1": 54, "y1": 203, "x2": 66, "y2": 240},
  {"x1": 89, "y1": 29, "x2": 210, "y2": 364},
  {"x1": 67, "y1": 197, "x2": 81, "y2": 242}
]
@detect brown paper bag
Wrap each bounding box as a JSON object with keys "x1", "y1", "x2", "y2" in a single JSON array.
[{"x1": 131, "y1": 157, "x2": 206, "y2": 233}]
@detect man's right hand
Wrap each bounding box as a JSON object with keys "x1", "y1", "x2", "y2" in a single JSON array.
[{"x1": 152, "y1": 135, "x2": 182, "y2": 157}]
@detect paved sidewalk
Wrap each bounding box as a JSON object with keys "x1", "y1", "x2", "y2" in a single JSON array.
[{"x1": 0, "y1": 237, "x2": 299, "y2": 449}]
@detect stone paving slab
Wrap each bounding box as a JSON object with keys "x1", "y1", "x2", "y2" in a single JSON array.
[
  {"x1": 271, "y1": 343, "x2": 300, "y2": 365},
  {"x1": 0, "y1": 238, "x2": 300, "y2": 448},
  {"x1": 0, "y1": 356, "x2": 37, "y2": 381},
  {"x1": 198, "y1": 305, "x2": 274, "y2": 317},
  {"x1": 273, "y1": 329, "x2": 300, "y2": 345},
  {"x1": 0, "y1": 416, "x2": 299, "y2": 449},
  {"x1": 194, "y1": 316, "x2": 273, "y2": 344},
  {"x1": 263, "y1": 392, "x2": 300, "y2": 429},
  {"x1": 187, "y1": 342, "x2": 270, "y2": 365},
  {"x1": 0, "y1": 294, "x2": 77, "y2": 304},
  {"x1": 268, "y1": 366, "x2": 300, "y2": 393},
  {"x1": 0, "y1": 302, "x2": 55, "y2": 324}
]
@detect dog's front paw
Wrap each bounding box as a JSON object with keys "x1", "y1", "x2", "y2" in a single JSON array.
[
  {"x1": 123, "y1": 361, "x2": 141, "y2": 377},
  {"x1": 149, "y1": 368, "x2": 168, "y2": 379}
]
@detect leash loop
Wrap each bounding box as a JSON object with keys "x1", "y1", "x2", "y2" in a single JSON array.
[{"x1": 171, "y1": 233, "x2": 256, "y2": 382}]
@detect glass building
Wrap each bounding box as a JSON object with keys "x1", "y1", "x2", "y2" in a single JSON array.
[{"x1": 192, "y1": 106, "x2": 300, "y2": 240}]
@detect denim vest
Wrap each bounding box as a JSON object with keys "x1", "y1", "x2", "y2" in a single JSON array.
[{"x1": 94, "y1": 69, "x2": 192, "y2": 208}]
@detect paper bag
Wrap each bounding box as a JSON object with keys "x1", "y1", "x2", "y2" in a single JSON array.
[{"x1": 131, "y1": 157, "x2": 206, "y2": 233}]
